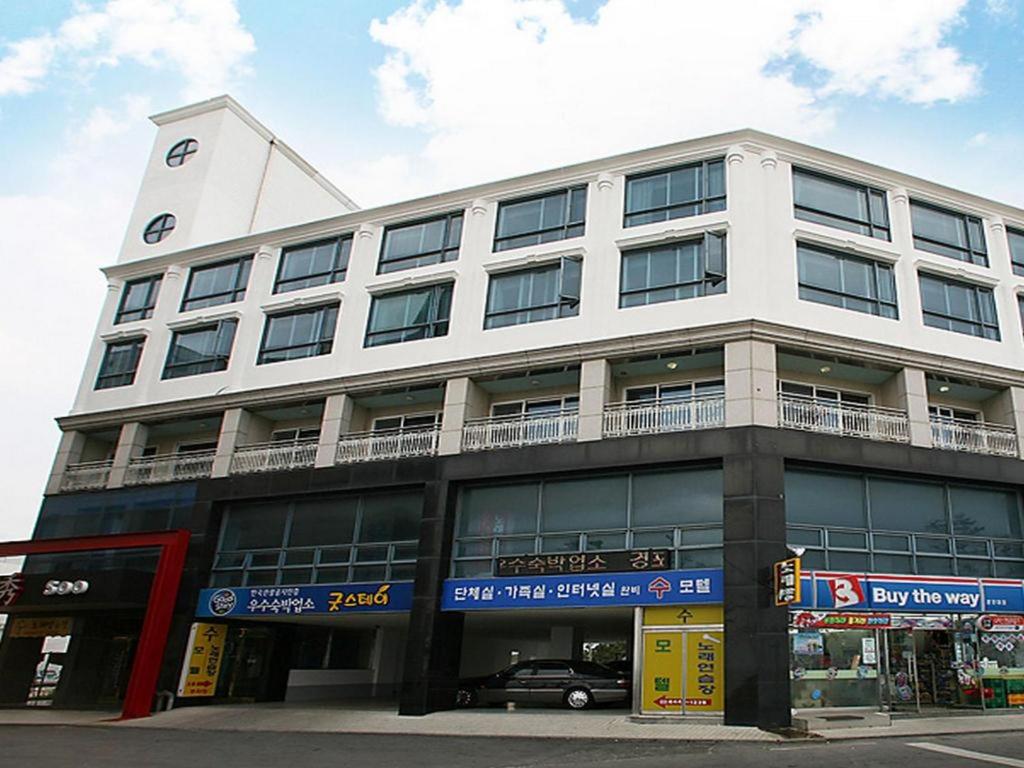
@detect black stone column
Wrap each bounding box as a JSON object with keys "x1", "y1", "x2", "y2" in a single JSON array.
[
  {"x1": 399, "y1": 479, "x2": 464, "y2": 715},
  {"x1": 723, "y1": 430, "x2": 790, "y2": 728}
]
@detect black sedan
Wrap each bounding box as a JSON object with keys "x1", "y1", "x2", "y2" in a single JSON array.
[{"x1": 455, "y1": 659, "x2": 630, "y2": 710}]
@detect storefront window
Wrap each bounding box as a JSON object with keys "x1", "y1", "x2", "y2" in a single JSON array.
[{"x1": 791, "y1": 628, "x2": 879, "y2": 708}]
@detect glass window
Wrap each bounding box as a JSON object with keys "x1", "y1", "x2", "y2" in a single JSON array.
[
  {"x1": 494, "y1": 186, "x2": 587, "y2": 251},
  {"x1": 143, "y1": 213, "x2": 176, "y2": 244},
  {"x1": 796, "y1": 244, "x2": 897, "y2": 318},
  {"x1": 792, "y1": 168, "x2": 889, "y2": 240},
  {"x1": 162, "y1": 319, "x2": 237, "y2": 379},
  {"x1": 221, "y1": 502, "x2": 289, "y2": 551},
  {"x1": 166, "y1": 138, "x2": 198, "y2": 167},
  {"x1": 287, "y1": 499, "x2": 358, "y2": 548},
  {"x1": 380, "y1": 213, "x2": 462, "y2": 273},
  {"x1": 484, "y1": 258, "x2": 581, "y2": 329},
  {"x1": 275, "y1": 236, "x2": 352, "y2": 293},
  {"x1": 359, "y1": 493, "x2": 422, "y2": 542},
  {"x1": 181, "y1": 256, "x2": 253, "y2": 311},
  {"x1": 541, "y1": 477, "x2": 628, "y2": 532},
  {"x1": 919, "y1": 273, "x2": 999, "y2": 340},
  {"x1": 619, "y1": 233, "x2": 726, "y2": 308},
  {"x1": 365, "y1": 283, "x2": 453, "y2": 347},
  {"x1": 950, "y1": 486, "x2": 1022, "y2": 539},
  {"x1": 1009, "y1": 228, "x2": 1024, "y2": 276},
  {"x1": 95, "y1": 338, "x2": 145, "y2": 390},
  {"x1": 910, "y1": 201, "x2": 988, "y2": 266},
  {"x1": 624, "y1": 158, "x2": 726, "y2": 228},
  {"x1": 785, "y1": 470, "x2": 866, "y2": 528},
  {"x1": 870, "y1": 478, "x2": 948, "y2": 534},
  {"x1": 632, "y1": 469, "x2": 722, "y2": 526},
  {"x1": 258, "y1": 304, "x2": 338, "y2": 364},
  {"x1": 459, "y1": 483, "x2": 539, "y2": 537},
  {"x1": 115, "y1": 276, "x2": 162, "y2": 323}
]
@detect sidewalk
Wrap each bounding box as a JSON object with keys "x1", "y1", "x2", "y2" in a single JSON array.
[{"x1": 813, "y1": 712, "x2": 1024, "y2": 741}]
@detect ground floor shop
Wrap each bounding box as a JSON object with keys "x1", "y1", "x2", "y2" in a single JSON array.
[{"x1": 789, "y1": 570, "x2": 1024, "y2": 713}]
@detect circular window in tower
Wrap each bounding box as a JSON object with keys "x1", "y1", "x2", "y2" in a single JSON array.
[
  {"x1": 166, "y1": 138, "x2": 199, "y2": 167},
  {"x1": 143, "y1": 213, "x2": 177, "y2": 244}
]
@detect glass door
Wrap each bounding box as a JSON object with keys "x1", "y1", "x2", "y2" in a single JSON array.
[{"x1": 882, "y1": 629, "x2": 920, "y2": 712}]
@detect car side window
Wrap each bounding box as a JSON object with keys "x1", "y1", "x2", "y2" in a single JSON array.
[
  {"x1": 510, "y1": 665, "x2": 536, "y2": 678},
  {"x1": 534, "y1": 661, "x2": 571, "y2": 674}
]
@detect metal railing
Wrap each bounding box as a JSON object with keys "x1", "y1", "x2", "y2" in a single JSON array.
[
  {"x1": 778, "y1": 394, "x2": 910, "y2": 443},
  {"x1": 603, "y1": 395, "x2": 725, "y2": 437},
  {"x1": 123, "y1": 450, "x2": 216, "y2": 485},
  {"x1": 462, "y1": 410, "x2": 578, "y2": 452},
  {"x1": 336, "y1": 426, "x2": 441, "y2": 464},
  {"x1": 59, "y1": 460, "x2": 112, "y2": 492},
  {"x1": 231, "y1": 438, "x2": 319, "y2": 475},
  {"x1": 930, "y1": 416, "x2": 1019, "y2": 457}
]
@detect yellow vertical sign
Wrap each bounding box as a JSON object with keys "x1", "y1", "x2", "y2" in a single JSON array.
[
  {"x1": 642, "y1": 631, "x2": 683, "y2": 713},
  {"x1": 685, "y1": 630, "x2": 724, "y2": 712},
  {"x1": 177, "y1": 622, "x2": 227, "y2": 698}
]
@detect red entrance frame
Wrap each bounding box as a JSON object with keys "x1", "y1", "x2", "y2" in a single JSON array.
[{"x1": 0, "y1": 529, "x2": 190, "y2": 720}]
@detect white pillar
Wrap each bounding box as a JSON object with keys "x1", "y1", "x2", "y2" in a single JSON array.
[
  {"x1": 212, "y1": 408, "x2": 254, "y2": 477},
  {"x1": 44, "y1": 430, "x2": 88, "y2": 495},
  {"x1": 107, "y1": 422, "x2": 150, "y2": 488},
  {"x1": 315, "y1": 393, "x2": 355, "y2": 468},
  {"x1": 982, "y1": 386, "x2": 1024, "y2": 459},
  {"x1": 882, "y1": 367, "x2": 932, "y2": 448},
  {"x1": 725, "y1": 340, "x2": 777, "y2": 428},
  {"x1": 438, "y1": 377, "x2": 488, "y2": 455},
  {"x1": 578, "y1": 359, "x2": 611, "y2": 441}
]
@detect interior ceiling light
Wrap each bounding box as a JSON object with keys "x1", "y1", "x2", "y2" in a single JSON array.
[
  {"x1": 819, "y1": 366, "x2": 832, "y2": 374},
  {"x1": 404, "y1": 394, "x2": 415, "y2": 401},
  {"x1": 666, "y1": 361, "x2": 678, "y2": 370},
  {"x1": 939, "y1": 385, "x2": 950, "y2": 393},
  {"x1": 530, "y1": 379, "x2": 541, "y2": 386}
]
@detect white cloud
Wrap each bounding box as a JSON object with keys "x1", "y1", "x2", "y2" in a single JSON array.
[
  {"x1": 358, "y1": 0, "x2": 980, "y2": 204},
  {"x1": 790, "y1": 0, "x2": 979, "y2": 104},
  {"x1": 968, "y1": 131, "x2": 990, "y2": 147},
  {"x1": 985, "y1": 0, "x2": 1016, "y2": 19},
  {"x1": 0, "y1": 0, "x2": 256, "y2": 101}
]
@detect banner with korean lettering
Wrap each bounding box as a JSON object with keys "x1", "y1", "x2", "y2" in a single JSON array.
[
  {"x1": 441, "y1": 568, "x2": 723, "y2": 611},
  {"x1": 195, "y1": 581, "x2": 414, "y2": 618},
  {"x1": 177, "y1": 622, "x2": 226, "y2": 698}
]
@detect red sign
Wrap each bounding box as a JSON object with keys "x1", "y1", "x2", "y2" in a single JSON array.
[
  {"x1": 978, "y1": 614, "x2": 1024, "y2": 632},
  {"x1": 648, "y1": 576, "x2": 672, "y2": 599},
  {"x1": 827, "y1": 575, "x2": 865, "y2": 609},
  {"x1": 0, "y1": 572, "x2": 24, "y2": 607},
  {"x1": 792, "y1": 611, "x2": 892, "y2": 629},
  {"x1": 653, "y1": 695, "x2": 712, "y2": 708}
]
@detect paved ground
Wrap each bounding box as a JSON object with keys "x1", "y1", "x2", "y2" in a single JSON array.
[{"x1": 4, "y1": 727, "x2": 1024, "y2": 767}]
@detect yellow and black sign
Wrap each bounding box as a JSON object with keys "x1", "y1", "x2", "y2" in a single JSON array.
[
  {"x1": 7, "y1": 616, "x2": 72, "y2": 638},
  {"x1": 640, "y1": 606, "x2": 725, "y2": 714},
  {"x1": 774, "y1": 557, "x2": 801, "y2": 606},
  {"x1": 642, "y1": 631, "x2": 684, "y2": 713},
  {"x1": 177, "y1": 622, "x2": 226, "y2": 698},
  {"x1": 685, "y1": 631, "x2": 723, "y2": 712},
  {"x1": 644, "y1": 605, "x2": 723, "y2": 627}
]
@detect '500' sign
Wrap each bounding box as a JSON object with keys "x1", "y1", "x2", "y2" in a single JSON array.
[{"x1": 43, "y1": 580, "x2": 90, "y2": 597}]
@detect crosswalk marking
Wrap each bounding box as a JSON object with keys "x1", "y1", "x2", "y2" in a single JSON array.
[{"x1": 907, "y1": 742, "x2": 1024, "y2": 767}]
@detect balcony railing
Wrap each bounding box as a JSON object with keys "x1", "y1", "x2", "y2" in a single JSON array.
[
  {"x1": 123, "y1": 450, "x2": 216, "y2": 485},
  {"x1": 336, "y1": 426, "x2": 441, "y2": 464},
  {"x1": 778, "y1": 394, "x2": 910, "y2": 443},
  {"x1": 231, "y1": 438, "x2": 319, "y2": 475},
  {"x1": 930, "y1": 417, "x2": 1019, "y2": 457},
  {"x1": 603, "y1": 395, "x2": 725, "y2": 438},
  {"x1": 462, "y1": 410, "x2": 578, "y2": 452},
  {"x1": 60, "y1": 460, "x2": 113, "y2": 492}
]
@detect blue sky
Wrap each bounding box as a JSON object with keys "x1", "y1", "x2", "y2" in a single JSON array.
[{"x1": 0, "y1": 0, "x2": 1022, "y2": 543}]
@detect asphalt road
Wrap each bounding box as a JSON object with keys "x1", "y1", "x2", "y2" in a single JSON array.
[{"x1": 3, "y1": 726, "x2": 1024, "y2": 767}]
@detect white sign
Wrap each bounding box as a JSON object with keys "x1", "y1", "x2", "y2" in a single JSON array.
[
  {"x1": 42, "y1": 580, "x2": 90, "y2": 597},
  {"x1": 861, "y1": 637, "x2": 877, "y2": 665}
]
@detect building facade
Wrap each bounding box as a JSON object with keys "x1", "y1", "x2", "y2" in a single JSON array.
[{"x1": 3, "y1": 95, "x2": 1024, "y2": 726}]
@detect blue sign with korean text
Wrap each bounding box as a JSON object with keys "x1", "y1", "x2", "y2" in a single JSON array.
[
  {"x1": 791, "y1": 571, "x2": 1024, "y2": 614},
  {"x1": 441, "y1": 568, "x2": 723, "y2": 611},
  {"x1": 195, "y1": 581, "x2": 413, "y2": 618}
]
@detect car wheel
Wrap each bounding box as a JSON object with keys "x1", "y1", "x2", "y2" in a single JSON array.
[
  {"x1": 455, "y1": 687, "x2": 478, "y2": 707},
  {"x1": 564, "y1": 687, "x2": 593, "y2": 710}
]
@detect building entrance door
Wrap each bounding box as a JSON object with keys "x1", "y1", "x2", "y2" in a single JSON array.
[
  {"x1": 637, "y1": 605, "x2": 724, "y2": 715},
  {"x1": 881, "y1": 627, "x2": 983, "y2": 712}
]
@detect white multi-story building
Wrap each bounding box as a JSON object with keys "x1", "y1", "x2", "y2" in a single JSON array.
[{"x1": 5, "y1": 95, "x2": 1024, "y2": 727}]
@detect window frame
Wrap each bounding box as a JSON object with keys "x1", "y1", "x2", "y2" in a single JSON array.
[
  {"x1": 273, "y1": 235, "x2": 352, "y2": 294},
  {"x1": 95, "y1": 337, "x2": 146, "y2": 390},
  {"x1": 257, "y1": 303, "x2": 339, "y2": 365},
  {"x1": 618, "y1": 232, "x2": 726, "y2": 308},
  {"x1": 364, "y1": 282, "x2": 454, "y2": 348},
  {"x1": 623, "y1": 157, "x2": 726, "y2": 228},
  {"x1": 165, "y1": 138, "x2": 199, "y2": 167},
  {"x1": 114, "y1": 275, "x2": 163, "y2": 324},
  {"x1": 1008, "y1": 227, "x2": 1024, "y2": 277},
  {"x1": 791, "y1": 166, "x2": 890, "y2": 240},
  {"x1": 378, "y1": 211, "x2": 463, "y2": 274},
  {"x1": 483, "y1": 256, "x2": 582, "y2": 329},
  {"x1": 143, "y1": 213, "x2": 176, "y2": 245},
  {"x1": 493, "y1": 186, "x2": 587, "y2": 252},
  {"x1": 181, "y1": 255, "x2": 254, "y2": 311},
  {"x1": 796, "y1": 243, "x2": 898, "y2": 318},
  {"x1": 161, "y1": 319, "x2": 238, "y2": 380},
  {"x1": 918, "y1": 272, "x2": 1000, "y2": 341},
  {"x1": 910, "y1": 199, "x2": 988, "y2": 266},
  {"x1": 625, "y1": 378, "x2": 725, "y2": 402}
]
